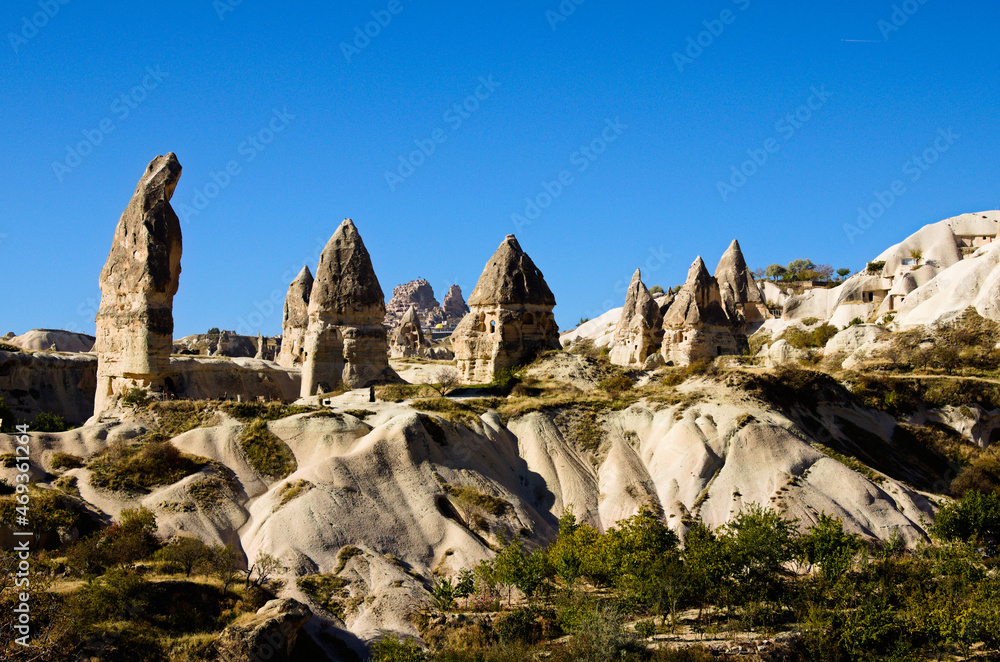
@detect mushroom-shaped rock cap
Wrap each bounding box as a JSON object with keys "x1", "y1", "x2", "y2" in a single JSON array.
[
  {"x1": 310, "y1": 219, "x2": 385, "y2": 314},
  {"x1": 99, "y1": 152, "x2": 183, "y2": 297},
  {"x1": 715, "y1": 239, "x2": 765, "y2": 304},
  {"x1": 467, "y1": 235, "x2": 556, "y2": 307}
]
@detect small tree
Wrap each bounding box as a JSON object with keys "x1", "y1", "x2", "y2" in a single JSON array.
[
  {"x1": 649, "y1": 285, "x2": 664, "y2": 295},
  {"x1": 909, "y1": 248, "x2": 923, "y2": 262},
  {"x1": 428, "y1": 367, "x2": 460, "y2": 397},
  {"x1": 454, "y1": 568, "x2": 476, "y2": 609},
  {"x1": 765, "y1": 264, "x2": 787, "y2": 281},
  {"x1": 207, "y1": 327, "x2": 221, "y2": 335},
  {"x1": 157, "y1": 536, "x2": 213, "y2": 576},
  {"x1": 430, "y1": 577, "x2": 456, "y2": 611},
  {"x1": 210, "y1": 544, "x2": 242, "y2": 595},
  {"x1": 836, "y1": 268, "x2": 852, "y2": 280},
  {"x1": 245, "y1": 551, "x2": 285, "y2": 589}
]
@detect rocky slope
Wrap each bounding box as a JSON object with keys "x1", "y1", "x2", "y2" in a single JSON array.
[{"x1": 0, "y1": 352, "x2": 949, "y2": 654}]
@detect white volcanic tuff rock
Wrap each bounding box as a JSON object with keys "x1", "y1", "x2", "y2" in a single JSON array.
[
  {"x1": 784, "y1": 211, "x2": 1000, "y2": 326},
  {"x1": 277, "y1": 266, "x2": 313, "y2": 368},
  {"x1": 6, "y1": 329, "x2": 95, "y2": 353},
  {"x1": 895, "y1": 241, "x2": 1000, "y2": 326},
  {"x1": 301, "y1": 219, "x2": 390, "y2": 395},
  {"x1": 452, "y1": 235, "x2": 560, "y2": 383},
  {"x1": 94, "y1": 153, "x2": 183, "y2": 416},
  {"x1": 714, "y1": 239, "x2": 769, "y2": 331},
  {"x1": 0, "y1": 350, "x2": 97, "y2": 425}
]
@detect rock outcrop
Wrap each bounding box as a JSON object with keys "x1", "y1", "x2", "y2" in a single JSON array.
[
  {"x1": 384, "y1": 278, "x2": 439, "y2": 328},
  {"x1": 715, "y1": 239, "x2": 770, "y2": 331},
  {"x1": 609, "y1": 269, "x2": 664, "y2": 367},
  {"x1": 441, "y1": 284, "x2": 470, "y2": 322},
  {"x1": 213, "y1": 598, "x2": 312, "y2": 662},
  {"x1": 277, "y1": 266, "x2": 314, "y2": 368},
  {"x1": 93, "y1": 153, "x2": 183, "y2": 416},
  {"x1": 6, "y1": 329, "x2": 95, "y2": 353},
  {"x1": 390, "y1": 306, "x2": 429, "y2": 359},
  {"x1": 661, "y1": 256, "x2": 747, "y2": 366},
  {"x1": 451, "y1": 235, "x2": 560, "y2": 383},
  {"x1": 300, "y1": 219, "x2": 390, "y2": 395}
]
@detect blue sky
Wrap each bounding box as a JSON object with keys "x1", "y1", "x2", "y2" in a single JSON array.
[{"x1": 2, "y1": 0, "x2": 998, "y2": 337}]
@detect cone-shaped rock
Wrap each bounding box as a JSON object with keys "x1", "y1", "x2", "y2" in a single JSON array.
[
  {"x1": 466, "y1": 235, "x2": 556, "y2": 307},
  {"x1": 714, "y1": 239, "x2": 769, "y2": 329},
  {"x1": 610, "y1": 269, "x2": 664, "y2": 367},
  {"x1": 660, "y1": 255, "x2": 747, "y2": 366},
  {"x1": 442, "y1": 285, "x2": 470, "y2": 320},
  {"x1": 300, "y1": 219, "x2": 389, "y2": 395},
  {"x1": 277, "y1": 265, "x2": 313, "y2": 367},
  {"x1": 452, "y1": 235, "x2": 559, "y2": 383},
  {"x1": 390, "y1": 305, "x2": 428, "y2": 359},
  {"x1": 94, "y1": 153, "x2": 183, "y2": 416}
]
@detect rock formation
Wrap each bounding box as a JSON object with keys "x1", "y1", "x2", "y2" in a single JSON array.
[
  {"x1": 609, "y1": 269, "x2": 664, "y2": 368},
  {"x1": 441, "y1": 284, "x2": 470, "y2": 321},
  {"x1": 660, "y1": 256, "x2": 747, "y2": 366},
  {"x1": 276, "y1": 266, "x2": 314, "y2": 368},
  {"x1": 384, "y1": 278, "x2": 440, "y2": 328},
  {"x1": 714, "y1": 239, "x2": 770, "y2": 331},
  {"x1": 93, "y1": 153, "x2": 183, "y2": 416},
  {"x1": 390, "y1": 305, "x2": 429, "y2": 359},
  {"x1": 451, "y1": 235, "x2": 560, "y2": 383},
  {"x1": 300, "y1": 219, "x2": 389, "y2": 395},
  {"x1": 213, "y1": 598, "x2": 312, "y2": 662}
]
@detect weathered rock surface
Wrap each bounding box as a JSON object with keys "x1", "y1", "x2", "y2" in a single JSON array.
[
  {"x1": 173, "y1": 333, "x2": 259, "y2": 358},
  {"x1": 661, "y1": 257, "x2": 746, "y2": 366},
  {"x1": 384, "y1": 278, "x2": 439, "y2": 328},
  {"x1": 452, "y1": 235, "x2": 560, "y2": 383},
  {"x1": 6, "y1": 329, "x2": 95, "y2": 353},
  {"x1": 609, "y1": 269, "x2": 663, "y2": 367},
  {"x1": 441, "y1": 284, "x2": 470, "y2": 322},
  {"x1": 389, "y1": 306, "x2": 429, "y2": 359},
  {"x1": 213, "y1": 598, "x2": 312, "y2": 662},
  {"x1": 0, "y1": 349, "x2": 97, "y2": 425},
  {"x1": 277, "y1": 266, "x2": 314, "y2": 368},
  {"x1": 715, "y1": 239, "x2": 770, "y2": 331},
  {"x1": 301, "y1": 220, "x2": 390, "y2": 395},
  {"x1": 94, "y1": 153, "x2": 183, "y2": 416}
]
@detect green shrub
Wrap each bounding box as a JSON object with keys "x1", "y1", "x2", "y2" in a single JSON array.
[
  {"x1": 781, "y1": 323, "x2": 839, "y2": 349},
  {"x1": 867, "y1": 261, "x2": 886, "y2": 274},
  {"x1": 89, "y1": 441, "x2": 206, "y2": 492},
  {"x1": 298, "y1": 573, "x2": 349, "y2": 616},
  {"x1": 155, "y1": 536, "x2": 214, "y2": 576},
  {"x1": 238, "y1": 418, "x2": 296, "y2": 479},
  {"x1": 444, "y1": 484, "x2": 511, "y2": 517},
  {"x1": 598, "y1": 373, "x2": 634, "y2": 397},
  {"x1": 334, "y1": 545, "x2": 364, "y2": 574},
  {"x1": 120, "y1": 386, "x2": 151, "y2": 408},
  {"x1": 932, "y1": 490, "x2": 1000, "y2": 543},
  {"x1": 32, "y1": 411, "x2": 71, "y2": 432},
  {"x1": 50, "y1": 451, "x2": 83, "y2": 470},
  {"x1": 634, "y1": 620, "x2": 656, "y2": 638},
  {"x1": 371, "y1": 634, "x2": 426, "y2": 662}
]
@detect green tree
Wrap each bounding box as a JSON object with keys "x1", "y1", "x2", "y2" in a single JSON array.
[
  {"x1": 156, "y1": 536, "x2": 213, "y2": 576},
  {"x1": 786, "y1": 259, "x2": 816, "y2": 277},
  {"x1": 837, "y1": 268, "x2": 852, "y2": 280},
  {"x1": 798, "y1": 513, "x2": 861, "y2": 580},
  {"x1": 932, "y1": 490, "x2": 1000, "y2": 544},
  {"x1": 765, "y1": 264, "x2": 787, "y2": 280}
]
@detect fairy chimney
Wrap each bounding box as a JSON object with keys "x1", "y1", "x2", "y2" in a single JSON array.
[
  {"x1": 660, "y1": 256, "x2": 747, "y2": 366},
  {"x1": 300, "y1": 219, "x2": 389, "y2": 395},
  {"x1": 389, "y1": 305, "x2": 429, "y2": 359},
  {"x1": 276, "y1": 266, "x2": 313, "y2": 367},
  {"x1": 451, "y1": 235, "x2": 559, "y2": 383},
  {"x1": 94, "y1": 153, "x2": 183, "y2": 416},
  {"x1": 609, "y1": 269, "x2": 664, "y2": 368},
  {"x1": 714, "y1": 239, "x2": 770, "y2": 331}
]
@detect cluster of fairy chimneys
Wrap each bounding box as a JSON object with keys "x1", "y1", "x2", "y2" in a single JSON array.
[
  {"x1": 609, "y1": 240, "x2": 770, "y2": 368},
  {"x1": 92, "y1": 154, "x2": 562, "y2": 415}
]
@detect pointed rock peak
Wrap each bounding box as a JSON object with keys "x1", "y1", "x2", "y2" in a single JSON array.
[
  {"x1": 136, "y1": 152, "x2": 182, "y2": 200},
  {"x1": 401, "y1": 305, "x2": 421, "y2": 325},
  {"x1": 714, "y1": 237, "x2": 764, "y2": 304},
  {"x1": 630, "y1": 268, "x2": 643, "y2": 284},
  {"x1": 293, "y1": 265, "x2": 313, "y2": 284},
  {"x1": 685, "y1": 256, "x2": 712, "y2": 286},
  {"x1": 468, "y1": 235, "x2": 556, "y2": 307},
  {"x1": 311, "y1": 218, "x2": 384, "y2": 312},
  {"x1": 716, "y1": 239, "x2": 749, "y2": 273}
]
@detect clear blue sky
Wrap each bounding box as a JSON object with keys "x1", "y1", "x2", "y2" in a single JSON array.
[{"x1": 2, "y1": 1, "x2": 998, "y2": 337}]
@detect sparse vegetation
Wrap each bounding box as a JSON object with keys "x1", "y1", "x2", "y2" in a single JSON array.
[
  {"x1": 238, "y1": 418, "x2": 297, "y2": 479},
  {"x1": 780, "y1": 323, "x2": 839, "y2": 349},
  {"x1": 298, "y1": 573, "x2": 349, "y2": 616},
  {"x1": 50, "y1": 451, "x2": 82, "y2": 470},
  {"x1": 88, "y1": 441, "x2": 207, "y2": 493},
  {"x1": 444, "y1": 484, "x2": 511, "y2": 517},
  {"x1": 278, "y1": 479, "x2": 313, "y2": 506}
]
